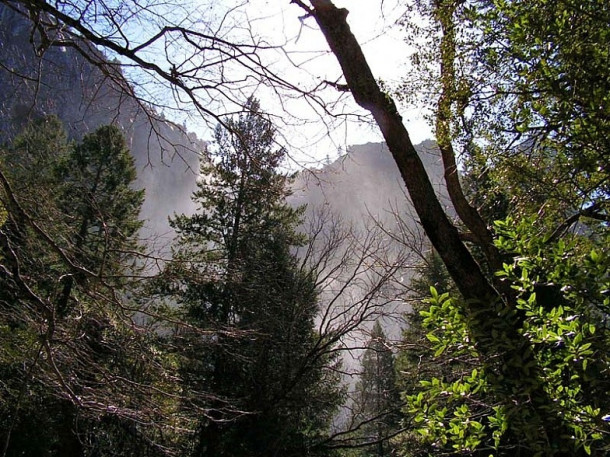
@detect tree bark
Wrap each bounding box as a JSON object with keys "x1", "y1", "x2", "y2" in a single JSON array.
[{"x1": 304, "y1": 1, "x2": 580, "y2": 454}]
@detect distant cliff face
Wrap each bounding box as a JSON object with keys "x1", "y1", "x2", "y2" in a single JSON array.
[
  {"x1": 291, "y1": 140, "x2": 449, "y2": 234},
  {"x1": 290, "y1": 140, "x2": 450, "y2": 343},
  {"x1": 0, "y1": 4, "x2": 201, "y2": 243}
]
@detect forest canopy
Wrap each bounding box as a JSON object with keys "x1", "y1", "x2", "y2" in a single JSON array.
[{"x1": 1, "y1": 0, "x2": 609, "y2": 456}]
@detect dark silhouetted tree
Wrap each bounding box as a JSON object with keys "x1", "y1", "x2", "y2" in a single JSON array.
[{"x1": 159, "y1": 98, "x2": 342, "y2": 457}]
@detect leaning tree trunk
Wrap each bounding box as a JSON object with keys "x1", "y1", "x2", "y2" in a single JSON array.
[{"x1": 301, "y1": 1, "x2": 582, "y2": 454}]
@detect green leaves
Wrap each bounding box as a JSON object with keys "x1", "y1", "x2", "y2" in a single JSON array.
[
  {"x1": 395, "y1": 0, "x2": 609, "y2": 454},
  {"x1": 403, "y1": 217, "x2": 610, "y2": 454}
]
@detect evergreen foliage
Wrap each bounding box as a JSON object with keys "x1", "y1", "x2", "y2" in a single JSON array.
[
  {"x1": 158, "y1": 98, "x2": 342, "y2": 457},
  {"x1": 394, "y1": 251, "x2": 459, "y2": 457},
  {"x1": 399, "y1": 223, "x2": 610, "y2": 456},
  {"x1": 350, "y1": 321, "x2": 401, "y2": 457},
  {"x1": 0, "y1": 118, "x2": 172, "y2": 456}
]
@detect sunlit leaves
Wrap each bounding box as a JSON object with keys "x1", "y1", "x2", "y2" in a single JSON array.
[{"x1": 401, "y1": 216, "x2": 610, "y2": 455}]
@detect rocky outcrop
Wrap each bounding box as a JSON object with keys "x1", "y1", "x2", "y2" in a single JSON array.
[
  {"x1": 291, "y1": 139, "x2": 449, "y2": 234},
  {"x1": 0, "y1": 3, "x2": 201, "y2": 242}
]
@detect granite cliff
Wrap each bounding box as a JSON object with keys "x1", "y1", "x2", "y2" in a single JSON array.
[{"x1": 0, "y1": 4, "x2": 201, "y2": 244}]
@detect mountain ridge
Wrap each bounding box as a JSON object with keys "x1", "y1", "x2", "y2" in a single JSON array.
[
  {"x1": 0, "y1": 3, "x2": 201, "y2": 243},
  {"x1": 291, "y1": 139, "x2": 448, "y2": 233}
]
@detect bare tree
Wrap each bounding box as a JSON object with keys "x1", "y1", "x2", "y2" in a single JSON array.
[{"x1": 0, "y1": 0, "x2": 332, "y2": 133}]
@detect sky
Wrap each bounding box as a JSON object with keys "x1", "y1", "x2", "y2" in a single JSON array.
[
  {"x1": 186, "y1": 0, "x2": 432, "y2": 168},
  {"x1": 252, "y1": 0, "x2": 432, "y2": 165}
]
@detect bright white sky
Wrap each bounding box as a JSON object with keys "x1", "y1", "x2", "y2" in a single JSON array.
[
  {"x1": 247, "y1": 0, "x2": 432, "y2": 166},
  {"x1": 180, "y1": 0, "x2": 432, "y2": 167}
]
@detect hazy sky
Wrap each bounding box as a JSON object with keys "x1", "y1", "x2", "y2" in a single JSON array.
[
  {"x1": 248, "y1": 0, "x2": 432, "y2": 165},
  {"x1": 192, "y1": 0, "x2": 432, "y2": 167}
]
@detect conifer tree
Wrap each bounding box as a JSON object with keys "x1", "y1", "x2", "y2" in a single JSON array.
[
  {"x1": 0, "y1": 119, "x2": 169, "y2": 456},
  {"x1": 53, "y1": 124, "x2": 144, "y2": 315},
  {"x1": 163, "y1": 98, "x2": 342, "y2": 457},
  {"x1": 351, "y1": 321, "x2": 401, "y2": 457}
]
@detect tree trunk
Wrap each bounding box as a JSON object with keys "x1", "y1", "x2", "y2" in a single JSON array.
[
  {"x1": 304, "y1": 1, "x2": 581, "y2": 454},
  {"x1": 307, "y1": 0, "x2": 496, "y2": 303}
]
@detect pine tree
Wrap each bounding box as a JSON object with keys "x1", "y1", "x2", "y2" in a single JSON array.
[
  {"x1": 163, "y1": 98, "x2": 342, "y2": 457},
  {"x1": 351, "y1": 321, "x2": 401, "y2": 457},
  {"x1": 53, "y1": 124, "x2": 144, "y2": 315},
  {"x1": 0, "y1": 119, "x2": 169, "y2": 456}
]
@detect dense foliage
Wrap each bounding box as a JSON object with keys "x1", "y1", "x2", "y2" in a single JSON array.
[
  {"x1": 0, "y1": 118, "x2": 175, "y2": 455},
  {"x1": 394, "y1": 0, "x2": 610, "y2": 455},
  {"x1": 401, "y1": 0, "x2": 609, "y2": 228},
  {"x1": 154, "y1": 98, "x2": 343, "y2": 457},
  {"x1": 399, "y1": 224, "x2": 609, "y2": 456}
]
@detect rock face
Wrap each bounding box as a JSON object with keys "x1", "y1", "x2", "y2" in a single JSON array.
[
  {"x1": 291, "y1": 139, "x2": 449, "y2": 238},
  {"x1": 0, "y1": 4, "x2": 451, "y2": 253},
  {"x1": 0, "y1": 4, "x2": 201, "y2": 243},
  {"x1": 290, "y1": 140, "x2": 450, "y2": 345}
]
